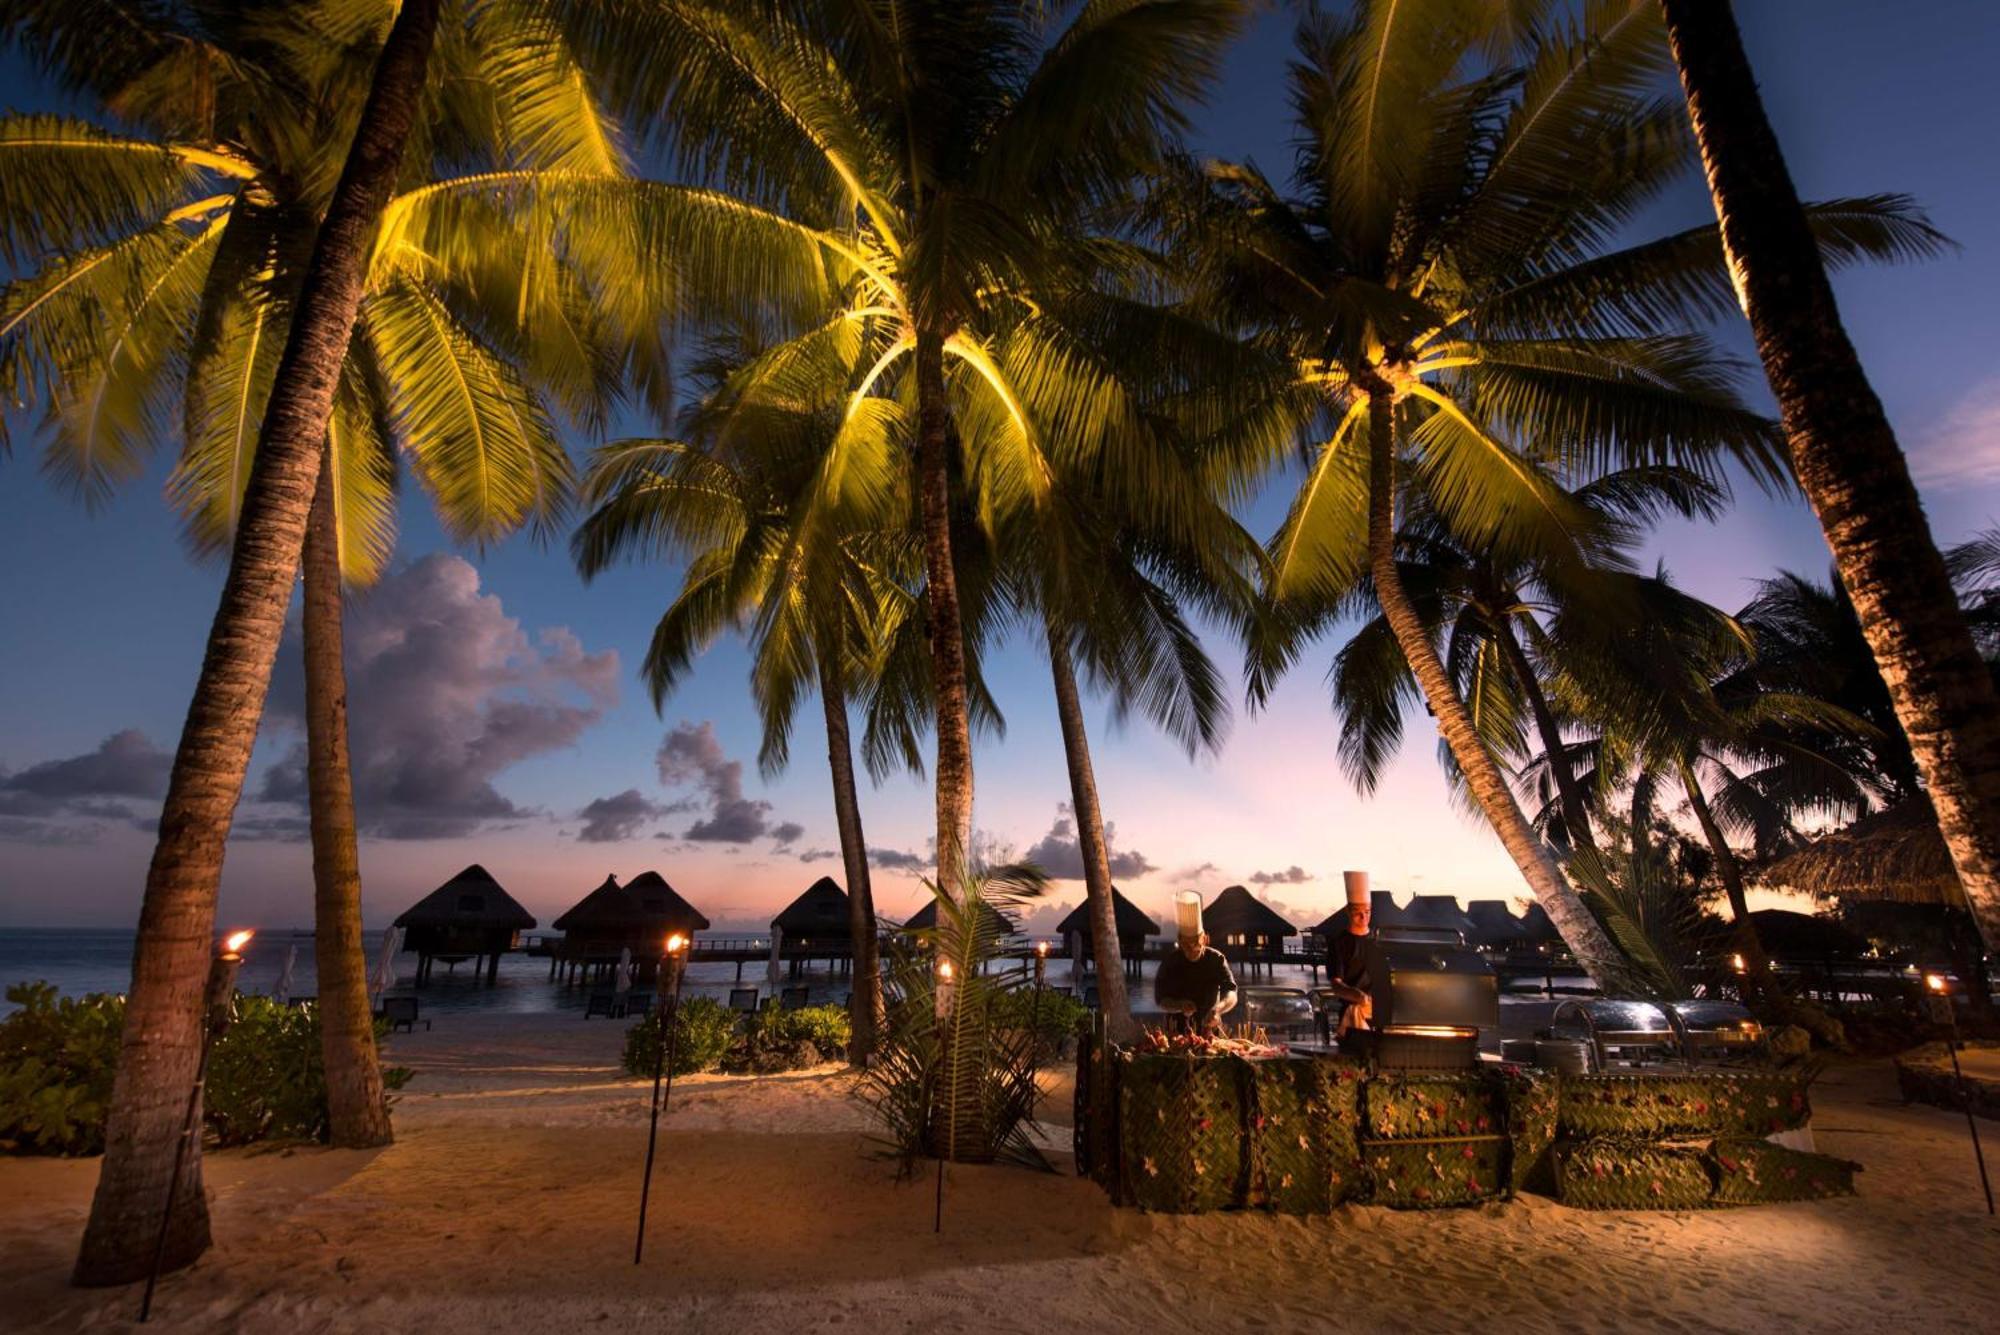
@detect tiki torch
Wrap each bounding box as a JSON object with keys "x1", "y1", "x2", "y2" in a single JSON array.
[
  {"x1": 1033, "y1": 940, "x2": 1049, "y2": 1054},
  {"x1": 934, "y1": 958, "x2": 956, "y2": 1234},
  {"x1": 634, "y1": 932, "x2": 690, "y2": 1264},
  {"x1": 139, "y1": 929, "x2": 252, "y2": 1323},
  {"x1": 1925, "y1": 972, "x2": 1994, "y2": 1214}
]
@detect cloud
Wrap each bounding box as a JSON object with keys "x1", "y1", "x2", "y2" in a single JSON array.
[
  {"x1": 769, "y1": 821, "x2": 805, "y2": 848},
  {"x1": 0, "y1": 730, "x2": 174, "y2": 843},
  {"x1": 1249, "y1": 865, "x2": 1313, "y2": 886},
  {"x1": 656, "y1": 721, "x2": 786, "y2": 844},
  {"x1": 869, "y1": 847, "x2": 929, "y2": 872},
  {"x1": 1911, "y1": 376, "x2": 2000, "y2": 487},
  {"x1": 796, "y1": 847, "x2": 840, "y2": 863},
  {"x1": 576, "y1": 788, "x2": 668, "y2": 843},
  {"x1": 260, "y1": 554, "x2": 619, "y2": 840},
  {"x1": 1020, "y1": 805, "x2": 1156, "y2": 881}
]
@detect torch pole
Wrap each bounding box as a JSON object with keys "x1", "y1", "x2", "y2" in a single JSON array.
[
  {"x1": 634, "y1": 943, "x2": 687, "y2": 1263},
  {"x1": 934, "y1": 960, "x2": 954, "y2": 1235},
  {"x1": 1943, "y1": 1004, "x2": 1994, "y2": 1215},
  {"x1": 140, "y1": 942, "x2": 243, "y2": 1323}
]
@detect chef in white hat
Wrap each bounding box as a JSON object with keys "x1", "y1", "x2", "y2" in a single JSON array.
[
  {"x1": 1154, "y1": 891, "x2": 1237, "y2": 1035},
  {"x1": 1327, "y1": 871, "x2": 1387, "y2": 1042}
]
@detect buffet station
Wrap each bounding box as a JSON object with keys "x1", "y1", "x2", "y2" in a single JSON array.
[{"x1": 1075, "y1": 874, "x2": 1860, "y2": 1215}]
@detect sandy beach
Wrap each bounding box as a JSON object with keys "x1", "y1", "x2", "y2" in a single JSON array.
[{"x1": 2, "y1": 1012, "x2": 1996, "y2": 1334}]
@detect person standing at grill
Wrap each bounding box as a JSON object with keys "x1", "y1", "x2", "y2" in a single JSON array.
[
  {"x1": 1156, "y1": 892, "x2": 1238, "y2": 1035},
  {"x1": 1327, "y1": 871, "x2": 1388, "y2": 1048}
]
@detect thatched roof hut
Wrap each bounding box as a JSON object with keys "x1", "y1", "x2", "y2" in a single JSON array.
[
  {"x1": 1466, "y1": 899, "x2": 1535, "y2": 947},
  {"x1": 899, "y1": 898, "x2": 1019, "y2": 938},
  {"x1": 1748, "y1": 908, "x2": 1870, "y2": 959},
  {"x1": 394, "y1": 864, "x2": 535, "y2": 985},
  {"x1": 1203, "y1": 885, "x2": 1296, "y2": 955},
  {"x1": 1757, "y1": 796, "x2": 1961, "y2": 906},
  {"x1": 1056, "y1": 888, "x2": 1160, "y2": 959},
  {"x1": 772, "y1": 876, "x2": 851, "y2": 945},
  {"x1": 1404, "y1": 893, "x2": 1477, "y2": 937},
  {"x1": 621, "y1": 870, "x2": 711, "y2": 937}
]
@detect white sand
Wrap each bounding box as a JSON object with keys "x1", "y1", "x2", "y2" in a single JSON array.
[{"x1": 2, "y1": 1011, "x2": 1997, "y2": 1333}]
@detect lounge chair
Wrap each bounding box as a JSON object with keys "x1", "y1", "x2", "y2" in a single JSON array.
[
  {"x1": 779, "y1": 986, "x2": 809, "y2": 1010},
  {"x1": 379, "y1": 996, "x2": 430, "y2": 1033},
  {"x1": 728, "y1": 987, "x2": 760, "y2": 1013}
]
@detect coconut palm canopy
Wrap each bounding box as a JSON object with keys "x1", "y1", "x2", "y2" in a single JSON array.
[
  {"x1": 1757, "y1": 796, "x2": 1959, "y2": 906},
  {"x1": 1055, "y1": 889, "x2": 1161, "y2": 942},
  {"x1": 394, "y1": 864, "x2": 536, "y2": 931},
  {"x1": 1202, "y1": 885, "x2": 1296, "y2": 940},
  {"x1": 772, "y1": 877, "x2": 851, "y2": 937}
]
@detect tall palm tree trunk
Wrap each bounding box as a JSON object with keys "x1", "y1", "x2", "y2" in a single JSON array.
[
  {"x1": 1045, "y1": 622, "x2": 1137, "y2": 1043},
  {"x1": 73, "y1": 0, "x2": 441, "y2": 1286},
  {"x1": 303, "y1": 448, "x2": 392, "y2": 1147},
  {"x1": 914, "y1": 329, "x2": 974, "y2": 891},
  {"x1": 1661, "y1": 0, "x2": 2000, "y2": 952},
  {"x1": 1493, "y1": 613, "x2": 1598, "y2": 854},
  {"x1": 818, "y1": 642, "x2": 883, "y2": 1064},
  {"x1": 1361, "y1": 385, "x2": 1624, "y2": 984},
  {"x1": 1676, "y1": 758, "x2": 1775, "y2": 1001}
]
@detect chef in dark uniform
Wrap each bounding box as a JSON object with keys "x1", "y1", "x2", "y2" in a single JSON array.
[
  {"x1": 1327, "y1": 871, "x2": 1388, "y2": 1052},
  {"x1": 1156, "y1": 892, "x2": 1238, "y2": 1035}
]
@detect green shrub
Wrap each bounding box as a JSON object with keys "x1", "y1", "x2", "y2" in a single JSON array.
[
  {"x1": 748, "y1": 1002, "x2": 850, "y2": 1052},
  {"x1": 990, "y1": 987, "x2": 1088, "y2": 1060},
  {"x1": 0, "y1": 983, "x2": 123, "y2": 1154},
  {"x1": 622, "y1": 996, "x2": 736, "y2": 1077},
  {"x1": 0, "y1": 982, "x2": 412, "y2": 1156}
]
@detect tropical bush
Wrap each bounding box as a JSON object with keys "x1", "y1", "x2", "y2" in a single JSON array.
[
  {"x1": 855, "y1": 868, "x2": 1052, "y2": 1167},
  {"x1": 989, "y1": 986, "x2": 1088, "y2": 1062},
  {"x1": 621, "y1": 996, "x2": 737, "y2": 1077},
  {"x1": 0, "y1": 982, "x2": 411, "y2": 1155},
  {"x1": 719, "y1": 1002, "x2": 851, "y2": 1073}
]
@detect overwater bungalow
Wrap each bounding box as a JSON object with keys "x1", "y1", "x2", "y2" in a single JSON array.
[
  {"x1": 899, "y1": 898, "x2": 1019, "y2": 940},
  {"x1": 770, "y1": 876, "x2": 856, "y2": 977},
  {"x1": 1203, "y1": 884, "x2": 1296, "y2": 977},
  {"x1": 393, "y1": 864, "x2": 536, "y2": 987},
  {"x1": 550, "y1": 872, "x2": 710, "y2": 984},
  {"x1": 1056, "y1": 888, "x2": 1159, "y2": 981}
]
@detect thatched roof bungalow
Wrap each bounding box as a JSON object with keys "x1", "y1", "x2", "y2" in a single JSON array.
[
  {"x1": 1757, "y1": 796, "x2": 1960, "y2": 906},
  {"x1": 1203, "y1": 885, "x2": 1296, "y2": 956},
  {"x1": 1311, "y1": 890, "x2": 1408, "y2": 939},
  {"x1": 900, "y1": 898, "x2": 1019, "y2": 940},
  {"x1": 771, "y1": 876, "x2": 852, "y2": 949},
  {"x1": 1056, "y1": 888, "x2": 1159, "y2": 968},
  {"x1": 393, "y1": 864, "x2": 535, "y2": 986},
  {"x1": 1403, "y1": 893, "x2": 1477, "y2": 938}
]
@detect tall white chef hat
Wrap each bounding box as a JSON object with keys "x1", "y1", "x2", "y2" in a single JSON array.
[
  {"x1": 1174, "y1": 890, "x2": 1203, "y2": 939},
  {"x1": 1343, "y1": 870, "x2": 1370, "y2": 906}
]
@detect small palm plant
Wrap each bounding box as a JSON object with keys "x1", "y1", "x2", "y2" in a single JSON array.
[{"x1": 856, "y1": 862, "x2": 1051, "y2": 1169}]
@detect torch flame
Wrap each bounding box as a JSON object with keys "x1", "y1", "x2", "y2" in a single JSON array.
[
  {"x1": 1729, "y1": 952, "x2": 1746, "y2": 974},
  {"x1": 666, "y1": 933, "x2": 688, "y2": 954},
  {"x1": 223, "y1": 930, "x2": 253, "y2": 954},
  {"x1": 1035, "y1": 941, "x2": 1049, "y2": 957},
  {"x1": 1926, "y1": 972, "x2": 1948, "y2": 993},
  {"x1": 938, "y1": 960, "x2": 954, "y2": 980}
]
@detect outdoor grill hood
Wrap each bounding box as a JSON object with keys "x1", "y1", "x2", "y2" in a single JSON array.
[{"x1": 1374, "y1": 925, "x2": 1500, "y2": 1032}]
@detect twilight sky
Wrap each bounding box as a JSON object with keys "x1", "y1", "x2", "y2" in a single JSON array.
[{"x1": 3, "y1": 1, "x2": 1998, "y2": 934}]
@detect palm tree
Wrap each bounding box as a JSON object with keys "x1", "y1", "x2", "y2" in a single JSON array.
[
  {"x1": 1655, "y1": 0, "x2": 2000, "y2": 954},
  {"x1": 558, "y1": 0, "x2": 1253, "y2": 890},
  {"x1": 1326, "y1": 466, "x2": 1729, "y2": 858},
  {"x1": 572, "y1": 331, "x2": 924, "y2": 1064},
  {"x1": 1164, "y1": 1, "x2": 1934, "y2": 980},
  {"x1": 2, "y1": 1, "x2": 623, "y2": 1152},
  {"x1": 39, "y1": 0, "x2": 445, "y2": 1287},
  {"x1": 1546, "y1": 571, "x2": 1877, "y2": 1000}
]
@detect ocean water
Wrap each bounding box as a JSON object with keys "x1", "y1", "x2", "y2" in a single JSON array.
[{"x1": 0, "y1": 929, "x2": 1571, "y2": 1042}]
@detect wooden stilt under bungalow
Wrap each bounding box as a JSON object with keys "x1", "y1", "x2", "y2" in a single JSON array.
[
  {"x1": 393, "y1": 865, "x2": 536, "y2": 987},
  {"x1": 1202, "y1": 884, "x2": 1296, "y2": 978},
  {"x1": 1056, "y1": 888, "x2": 1159, "y2": 983}
]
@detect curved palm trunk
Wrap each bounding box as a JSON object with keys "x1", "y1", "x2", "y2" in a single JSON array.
[
  {"x1": 1045, "y1": 622, "x2": 1137, "y2": 1044},
  {"x1": 818, "y1": 643, "x2": 883, "y2": 1064},
  {"x1": 1662, "y1": 0, "x2": 2000, "y2": 953},
  {"x1": 1676, "y1": 758, "x2": 1776, "y2": 1002},
  {"x1": 303, "y1": 449, "x2": 392, "y2": 1147},
  {"x1": 914, "y1": 330, "x2": 974, "y2": 892},
  {"x1": 1492, "y1": 611, "x2": 1598, "y2": 854},
  {"x1": 1361, "y1": 386, "x2": 1624, "y2": 984},
  {"x1": 74, "y1": 0, "x2": 441, "y2": 1286}
]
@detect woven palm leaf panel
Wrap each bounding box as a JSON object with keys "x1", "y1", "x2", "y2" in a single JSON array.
[
  {"x1": 1557, "y1": 1137, "x2": 1717, "y2": 1210},
  {"x1": 1557, "y1": 1070, "x2": 1812, "y2": 1139},
  {"x1": 1116, "y1": 1053, "x2": 1250, "y2": 1213},
  {"x1": 1708, "y1": 1138, "x2": 1859, "y2": 1204},
  {"x1": 1245, "y1": 1057, "x2": 1365, "y2": 1212},
  {"x1": 1360, "y1": 1071, "x2": 1511, "y2": 1208}
]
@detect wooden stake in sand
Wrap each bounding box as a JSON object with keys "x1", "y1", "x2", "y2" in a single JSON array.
[
  {"x1": 1927, "y1": 973, "x2": 1994, "y2": 1214},
  {"x1": 935, "y1": 959, "x2": 956, "y2": 1234},
  {"x1": 140, "y1": 930, "x2": 252, "y2": 1324},
  {"x1": 635, "y1": 933, "x2": 690, "y2": 1264}
]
